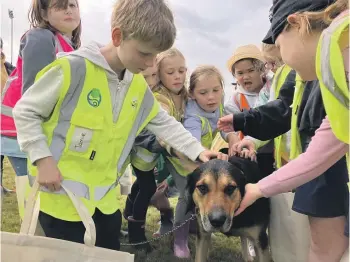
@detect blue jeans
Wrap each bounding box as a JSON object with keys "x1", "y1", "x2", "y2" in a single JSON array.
[{"x1": 7, "y1": 157, "x2": 27, "y2": 177}]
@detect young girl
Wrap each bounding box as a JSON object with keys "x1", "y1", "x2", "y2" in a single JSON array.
[
  {"x1": 225, "y1": 44, "x2": 268, "y2": 116},
  {"x1": 224, "y1": 1, "x2": 349, "y2": 261},
  {"x1": 184, "y1": 65, "x2": 224, "y2": 149},
  {"x1": 225, "y1": 44, "x2": 274, "y2": 178},
  {"x1": 0, "y1": 0, "x2": 80, "y2": 217}
]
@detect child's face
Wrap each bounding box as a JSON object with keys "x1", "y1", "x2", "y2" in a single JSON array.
[
  {"x1": 275, "y1": 15, "x2": 319, "y2": 81},
  {"x1": 46, "y1": 0, "x2": 80, "y2": 36},
  {"x1": 191, "y1": 75, "x2": 223, "y2": 113},
  {"x1": 234, "y1": 59, "x2": 264, "y2": 93},
  {"x1": 117, "y1": 39, "x2": 159, "y2": 74},
  {"x1": 159, "y1": 56, "x2": 187, "y2": 95},
  {"x1": 142, "y1": 64, "x2": 158, "y2": 89}
]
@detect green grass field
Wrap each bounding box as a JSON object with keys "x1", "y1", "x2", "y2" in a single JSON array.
[{"x1": 1, "y1": 158, "x2": 244, "y2": 262}]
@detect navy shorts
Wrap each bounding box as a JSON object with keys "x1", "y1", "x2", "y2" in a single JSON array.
[{"x1": 293, "y1": 156, "x2": 349, "y2": 218}]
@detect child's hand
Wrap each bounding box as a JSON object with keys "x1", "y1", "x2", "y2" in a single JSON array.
[
  {"x1": 227, "y1": 133, "x2": 240, "y2": 156},
  {"x1": 234, "y1": 183, "x2": 263, "y2": 216},
  {"x1": 36, "y1": 157, "x2": 63, "y2": 191},
  {"x1": 229, "y1": 140, "x2": 257, "y2": 161},
  {"x1": 217, "y1": 115, "x2": 234, "y2": 133},
  {"x1": 157, "y1": 180, "x2": 168, "y2": 192},
  {"x1": 198, "y1": 150, "x2": 228, "y2": 162}
]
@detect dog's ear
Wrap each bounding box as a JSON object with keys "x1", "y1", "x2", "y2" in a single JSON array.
[
  {"x1": 228, "y1": 156, "x2": 261, "y2": 184},
  {"x1": 185, "y1": 167, "x2": 201, "y2": 214}
]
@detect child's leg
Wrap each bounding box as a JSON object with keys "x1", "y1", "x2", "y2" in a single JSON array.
[
  {"x1": 123, "y1": 178, "x2": 139, "y2": 219},
  {"x1": 131, "y1": 166, "x2": 156, "y2": 220},
  {"x1": 166, "y1": 160, "x2": 191, "y2": 258},
  {"x1": 308, "y1": 216, "x2": 348, "y2": 262},
  {"x1": 39, "y1": 209, "x2": 122, "y2": 250},
  {"x1": 7, "y1": 156, "x2": 28, "y2": 218},
  {"x1": 127, "y1": 166, "x2": 156, "y2": 251},
  {"x1": 94, "y1": 209, "x2": 122, "y2": 250}
]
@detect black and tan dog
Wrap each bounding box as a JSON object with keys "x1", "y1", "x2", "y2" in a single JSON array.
[{"x1": 186, "y1": 156, "x2": 271, "y2": 262}]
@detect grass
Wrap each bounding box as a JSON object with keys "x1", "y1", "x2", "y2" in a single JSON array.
[{"x1": 1, "y1": 158, "x2": 244, "y2": 262}]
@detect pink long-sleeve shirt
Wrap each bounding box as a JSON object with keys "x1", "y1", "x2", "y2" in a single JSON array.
[{"x1": 258, "y1": 117, "x2": 348, "y2": 197}]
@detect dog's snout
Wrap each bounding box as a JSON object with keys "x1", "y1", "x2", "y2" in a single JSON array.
[{"x1": 208, "y1": 210, "x2": 227, "y2": 228}]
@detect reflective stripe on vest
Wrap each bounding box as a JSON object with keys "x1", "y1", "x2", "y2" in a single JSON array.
[
  {"x1": 289, "y1": 75, "x2": 304, "y2": 160},
  {"x1": 131, "y1": 146, "x2": 158, "y2": 171},
  {"x1": 272, "y1": 65, "x2": 293, "y2": 168},
  {"x1": 316, "y1": 12, "x2": 349, "y2": 143},
  {"x1": 1, "y1": 33, "x2": 74, "y2": 136},
  {"x1": 28, "y1": 57, "x2": 159, "y2": 221},
  {"x1": 130, "y1": 92, "x2": 181, "y2": 172}
]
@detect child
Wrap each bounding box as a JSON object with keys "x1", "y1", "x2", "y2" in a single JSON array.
[
  {"x1": 225, "y1": 1, "x2": 349, "y2": 261},
  {"x1": 1, "y1": 0, "x2": 80, "y2": 217},
  {"x1": 225, "y1": 44, "x2": 268, "y2": 117},
  {"x1": 184, "y1": 65, "x2": 225, "y2": 149},
  {"x1": 225, "y1": 44, "x2": 274, "y2": 178},
  {"x1": 233, "y1": 44, "x2": 311, "y2": 262},
  {"x1": 13, "y1": 0, "x2": 219, "y2": 251},
  {"x1": 125, "y1": 47, "x2": 189, "y2": 252}
]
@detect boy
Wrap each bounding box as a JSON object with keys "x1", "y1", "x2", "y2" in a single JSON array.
[{"x1": 13, "y1": 0, "x2": 221, "y2": 250}]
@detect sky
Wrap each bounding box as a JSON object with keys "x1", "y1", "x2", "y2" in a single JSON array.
[{"x1": 0, "y1": 0, "x2": 272, "y2": 98}]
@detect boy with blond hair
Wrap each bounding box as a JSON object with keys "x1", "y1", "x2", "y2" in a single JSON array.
[{"x1": 13, "y1": 0, "x2": 220, "y2": 250}]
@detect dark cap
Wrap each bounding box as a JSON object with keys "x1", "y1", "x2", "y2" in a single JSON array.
[{"x1": 263, "y1": 0, "x2": 336, "y2": 44}]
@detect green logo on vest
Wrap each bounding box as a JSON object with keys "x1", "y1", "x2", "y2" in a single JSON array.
[{"x1": 87, "y1": 88, "x2": 102, "y2": 107}]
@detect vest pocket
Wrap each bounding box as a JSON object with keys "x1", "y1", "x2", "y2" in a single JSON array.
[{"x1": 68, "y1": 114, "x2": 104, "y2": 156}]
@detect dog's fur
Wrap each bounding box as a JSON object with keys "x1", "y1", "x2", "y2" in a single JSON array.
[{"x1": 186, "y1": 156, "x2": 271, "y2": 262}]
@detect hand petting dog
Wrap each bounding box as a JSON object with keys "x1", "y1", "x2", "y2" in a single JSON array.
[{"x1": 234, "y1": 183, "x2": 264, "y2": 216}]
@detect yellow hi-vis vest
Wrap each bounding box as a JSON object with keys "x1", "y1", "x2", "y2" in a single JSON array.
[
  {"x1": 316, "y1": 12, "x2": 349, "y2": 144},
  {"x1": 130, "y1": 91, "x2": 180, "y2": 172},
  {"x1": 289, "y1": 75, "x2": 304, "y2": 160},
  {"x1": 272, "y1": 65, "x2": 293, "y2": 168},
  {"x1": 196, "y1": 104, "x2": 224, "y2": 149},
  {"x1": 28, "y1": 57, "x2": 159, "y2": 221}
]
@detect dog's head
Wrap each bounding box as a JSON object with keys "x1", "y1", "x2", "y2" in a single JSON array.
[{"x1": 186, "y1": 156, "x2": 260, "y2": 233}]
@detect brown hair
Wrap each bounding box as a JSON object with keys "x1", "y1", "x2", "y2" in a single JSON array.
[
  {"x1": 153, "y1": 48, "x2": 188, "y2": 102},
  {"x1": 111, "y1": 0, "x2": 176, "y2": 52},
  {"x1": 285, "y1": 0, "x2": 348, "y2": 36},
  {"x1": 28, "y1": 0, "x2": 81, "y2": 48},
  {"x1": 189, "y1": 65, "x2": 224, "y2": 93}
]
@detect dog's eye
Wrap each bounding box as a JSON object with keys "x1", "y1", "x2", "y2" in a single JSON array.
[
  {"x1": 224, "y1": 185, "x2": 237, "y2": 196},
  {"x1": 196, "y1": 184, "x2": 209, "y2": 195}
]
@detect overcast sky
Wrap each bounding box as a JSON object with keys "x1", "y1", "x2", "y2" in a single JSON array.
[{"x1": 1, "y1": 0, "x2": 271, "y2": 97}]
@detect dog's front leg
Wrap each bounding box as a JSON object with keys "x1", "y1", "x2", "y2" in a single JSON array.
[
  {"x1": 241, "y1": 236, "x2": 254, "y2": 262},
  {"x1": 195, "y1": 230, "x2": 211, "y2": 262}
]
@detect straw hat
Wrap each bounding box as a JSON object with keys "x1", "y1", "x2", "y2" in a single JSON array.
[{"x1": 227, "y1": 44, "x2": 265, "y2": 73}]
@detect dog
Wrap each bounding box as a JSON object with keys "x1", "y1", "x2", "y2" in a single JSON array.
[{"x1": 186, "y1": 156, "x2": 271, "y2": 262}]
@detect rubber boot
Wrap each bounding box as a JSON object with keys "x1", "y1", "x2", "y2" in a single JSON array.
[
  {"x1": 173, "y1": 220, "x2": 190, "y2": 258},
  {"x1": 153, "y1": 209, "x2": 174, "y2": 237},
  {"x1": 127, "y1": 217, "x2": 152, "y2": 252},
  {"x1": 123, "y1": 195, "x2": 134, "y2": 220}
]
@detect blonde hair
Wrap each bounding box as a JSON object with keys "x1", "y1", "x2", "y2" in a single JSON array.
[
  {"x1": 261, "y1": 43, "x2": 284, "y2": 67},
  {"x1": 189, "y1": 65, "x2": 224, "y2": 93},
  {"x1": 28, "y1": 0, "x2": 81, "y2": 48},
  {"x1": 111, "y1": 0, "x2": 176, "y2": 52},
  {"x1": 153, "y1": 47, "x2": 189, "y2": 101},
  {"x1": 285, "y1": 0, "x2": 348, "y2": 36}
]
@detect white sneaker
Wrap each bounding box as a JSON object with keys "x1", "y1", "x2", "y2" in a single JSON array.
[{"x1": 248, "y1": 240, "x2": 256, "y2": 257}]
